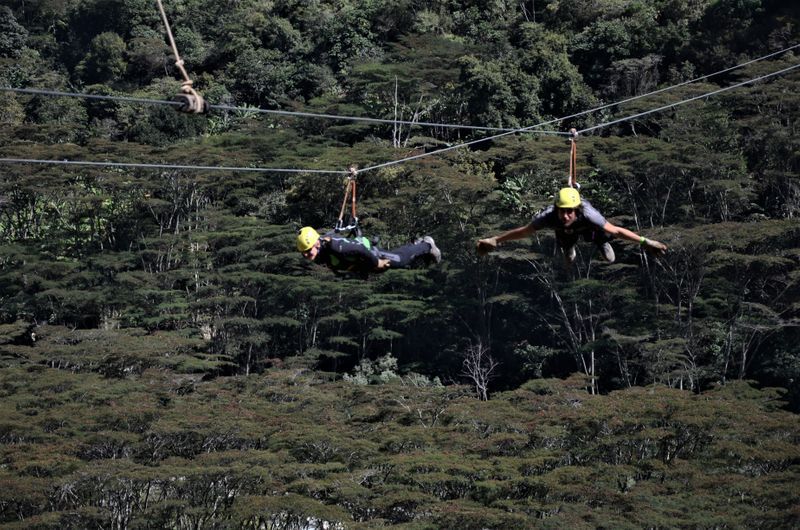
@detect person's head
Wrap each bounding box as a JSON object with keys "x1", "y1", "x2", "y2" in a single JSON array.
[
  {"x1": 554, "y1": 187, "x2": 581, "y2": 227},
  {"x1": 297, "y1": 226, "x2": 321, "y2": 260}
]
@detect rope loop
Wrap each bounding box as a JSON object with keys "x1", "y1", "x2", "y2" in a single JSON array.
[
  {"x1": 156, "y1": 0, "x2": 208, "y2": 114},
  {"x1": 174, "y1": 81, "x2": 208, "y2": 113}
]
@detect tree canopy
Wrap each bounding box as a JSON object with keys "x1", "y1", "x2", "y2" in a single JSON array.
[{"x1": 1, "y1": 0, "x2": 799, "y2": 526}]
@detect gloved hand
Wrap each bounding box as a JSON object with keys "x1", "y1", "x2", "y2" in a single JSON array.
[
  {"x1": 476, "y1": 237, "x2": 498, "y2": 256},
  {"x1": 642, "y1": 238, "x2": 667, "y2": 257}
]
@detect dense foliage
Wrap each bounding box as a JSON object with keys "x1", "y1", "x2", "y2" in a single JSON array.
[
  {"x1": 1, "y1": 0, "x2": 799, "y2": 526},
  {"x1": 0, "y1": 366, "x2": 798, "y2": 527}
]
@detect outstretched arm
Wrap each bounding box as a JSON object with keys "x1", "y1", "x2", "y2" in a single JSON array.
[
  {"x1": 603, "y1": 222, "x2": 667, "y2": 255},
  {"x1": 477, "y1": 224, "x2": 537, "y2": 256}
]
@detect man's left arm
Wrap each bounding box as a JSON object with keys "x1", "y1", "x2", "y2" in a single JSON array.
[{"x1": 603, "y1": 222, "x2": 668, "y2": 254}]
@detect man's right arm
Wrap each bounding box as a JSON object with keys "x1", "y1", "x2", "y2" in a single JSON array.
[
  {"x1": 477, "y1": 224, "x2": 537, "y2": 256},
  {"x1": 495, "y1": 224, "x2": 537, "y2": 244},
  {"x1": 477, "y1": 206, "x2": 553, "y2": 255}
]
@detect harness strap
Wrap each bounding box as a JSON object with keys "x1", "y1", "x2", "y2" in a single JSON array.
[
  {"x1": 336, "y1": 166, "x2": 359, "y2": 234},
  {"x1": 567, "y1": 128, "x2": 579, "y2": 189}
]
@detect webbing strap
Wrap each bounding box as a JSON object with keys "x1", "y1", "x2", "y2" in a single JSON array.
[
  {"x1": 337, "y1": 166, "x2": 359, "y2": 230},
  {"x1": 567, "y1": 128, "x2": 579, "y2": 188}
]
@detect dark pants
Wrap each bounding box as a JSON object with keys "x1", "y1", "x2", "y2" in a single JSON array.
[
  {"x1": 557, "y1": 228, "x2": 611, "y2": 250},
  {"x1": 376, "y1": 242, "x2": 431, "y2": 268}
]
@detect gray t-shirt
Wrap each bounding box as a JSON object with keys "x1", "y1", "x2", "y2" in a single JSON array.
[{"x1": 529, "y1": 199, "x2": 607, "y2": 236}]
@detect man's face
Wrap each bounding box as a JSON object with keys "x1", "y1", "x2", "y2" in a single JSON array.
[
  {"x1": 557, "y1": 207, "x2": 577, "y2": 227},
  {"x1": 302, "y1": 240, "x2": 320, "y2": 260}
]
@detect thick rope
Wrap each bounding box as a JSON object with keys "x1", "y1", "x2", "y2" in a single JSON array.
[
  {"x1": 155, "y1": 0, "x2": 190, "y2": 85},
  {"x1": 155, "y1": 0, "x2": 205, "y2": 112}
]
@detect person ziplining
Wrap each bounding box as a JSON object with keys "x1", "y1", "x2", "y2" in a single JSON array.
[
  {"x1": 476, "y1": 131, "x2": 667, "y2": 265},
  {"x1": 297, "y1": 227, "x2": 440, "y2": 275},
  {"x1": 296, "y1": 167, "x2": 441, "y2": 276},
  {"x1": 476, "y1": 186, "x2": 667, "y2": 264}
]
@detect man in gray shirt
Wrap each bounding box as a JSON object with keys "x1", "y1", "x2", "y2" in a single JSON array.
[{"x1": 476, "y1": 187, "x2": 667, "y2": 265}]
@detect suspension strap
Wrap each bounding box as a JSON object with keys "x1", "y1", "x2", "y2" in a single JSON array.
[
  {"x1": 567, "y1": 128, "x2": 580, "y2": 189},
  {"x1": 155, "y1": 0, "x2": 207, "y2": 113},
  {"x1": 336, "y1": 166, "x2": 359, "y2": 235}
]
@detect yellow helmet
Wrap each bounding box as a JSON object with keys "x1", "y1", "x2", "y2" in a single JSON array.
[
  {"x1": 555, "y1": 187, "x2": 581, "y2": 209},
  {"x1": 296, "y1": 226, "x2": 320, "y2": 252}
]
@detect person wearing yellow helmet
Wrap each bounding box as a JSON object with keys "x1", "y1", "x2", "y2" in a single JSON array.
[
  {"x1": 476, "y1": 187, "x2": 667, "y2": 265},
  {"x1": 296, "y1": 226, "x2": 322, "y2": 254},
  {"x1": 297, "y1": 227, "x2": 441, "y2": 275}
]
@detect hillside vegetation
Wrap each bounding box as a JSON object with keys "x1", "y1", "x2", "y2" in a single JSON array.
[{"x1": 1, "y1": 0, "x2": 799, "y2": 526}]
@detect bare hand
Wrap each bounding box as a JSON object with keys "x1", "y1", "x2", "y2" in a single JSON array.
[
  {"x1": 643, "y1": 238, "x2": 667, "y2": 256},
  {"x1": 476, "y1": 237, "x2": 498, "y2": 256},
  {"x1": 375, "y1": 258, "x2": 391, "y2": 271}
]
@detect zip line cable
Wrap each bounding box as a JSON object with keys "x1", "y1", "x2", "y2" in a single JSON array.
[
  {"x1": 1, "y1": 61, "x2": 796, "y2": 176},
  {"x1": 0, "y1": 54, "x2": 797, "y2": 175},
  {"x1": 548, "y1": 42, "x2": 800, "y2": 128},
  {"x1": 1, "y1": 43, "x2": 796, "y2": 135},
  {"x1": 358, "y1": 59, "x2": 800, "y2": 174},
  {"x1": 1, "y1": 88, "x2": 188, "y2": 108},
  {"x1": 0, "y1": 158, "x2": 346, "y2": 174},
  {"x1": 576, "y1": 62, "x2": 800, "y2": 135},
  {"x1": 0, "y1": 87, "x2": 557, "y2": 134},
  {"x1": 210, "y1": 101, "x2": 563, "y2": 133},
  {"x1": 209, "y1": 101, "x2": 567, "y2": 134}
]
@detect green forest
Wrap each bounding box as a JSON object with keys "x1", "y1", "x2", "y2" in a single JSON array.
[{"x1": 1, "y1": 0, "x2": 799, "y2": 527}]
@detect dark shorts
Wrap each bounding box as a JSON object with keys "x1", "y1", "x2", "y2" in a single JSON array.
[{"x1": 557, "y1": 228, "x2": 612, "y2": 249}]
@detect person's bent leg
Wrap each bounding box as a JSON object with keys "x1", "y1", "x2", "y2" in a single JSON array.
[
  {"x1": 558, "y1": 232, "x2": 579, "y2": 265},
  {"x1": 589, "y1": 229, "x2": 615, "y2": 263}
]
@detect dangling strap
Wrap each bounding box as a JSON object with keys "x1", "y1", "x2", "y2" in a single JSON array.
[
  {"x1": 336, "y1": 166, "x2": 360, "y2": 236},
  {"x1": 156, "y1": 0, "x2": 207, "y2": 113},
  {"x1": 567, "y1": 128, "x2": 580, "y2": 189}
]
